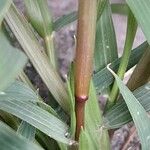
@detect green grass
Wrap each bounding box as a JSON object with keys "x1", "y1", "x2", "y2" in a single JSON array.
[{"x1": 0, "y1": 0, "x2": 150, "y2": 149}]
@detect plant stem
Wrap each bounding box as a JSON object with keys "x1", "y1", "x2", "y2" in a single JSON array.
[
  {"x1": 75, "y1": 0, "x2": 97, "y2": 140},
  {"x1": 127, "y1": 47, "x2": 150, "y2": 90},
  {"x1": 106, "y1": 9, "x2": 137, "y2": 109},
  {"x1": 75, "y1": 100, "x2": 86, "y2": 140}
]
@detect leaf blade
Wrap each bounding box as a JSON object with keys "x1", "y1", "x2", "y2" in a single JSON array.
[
  {"x1": 17, "y1": 121, "x2": 36, "y2": 141},
  {"x1": 0, "y1": 121, "x2": 43, "y2": 150},
  {"x1": 0, "y1": 0, "x2": 11, "y2": 24},
  {"x1": 0, "y1": 81, "x2": 71, "y2": 144},
  {"x1": 104, "y1": 83, "x2": 150, "y2": 129},
  {"x1": 94, "y1": 0, "x2": 118, "y2": 72},
  {"x1": 126, "y1": 0, "x2": 150, "y2": 44},
  {"x1": 0, "y1": 29, "x2": 27, "y2": 91},
  {"x1": 107, "y1": 67, "x2": 150, "y2": 149},
  {"x1": 24, "y1": 0, "x2": 52, "y2": 37},
  {"x1": 0, "y1": 99, "x2": 72, "y2": 144},
  {"x1": 5, "y1": 5, "x2": 70, "y2": 113},
  {"x1": 93, "y1": 41, "x2": 148, "y2": 92}
]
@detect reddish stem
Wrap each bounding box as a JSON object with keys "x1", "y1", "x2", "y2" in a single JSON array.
[
  {"x1": 75, "y1": 96, "x2": 88, "y2": 140},
  {"x1": 74, "y1": 0, "x2": 97, "y2": 141}
]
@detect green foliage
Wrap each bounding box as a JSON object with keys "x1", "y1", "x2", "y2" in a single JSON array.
[
  {"x1": 79, "y1": 128, "x2": 93, "y2": 150},
  {"x1": 127, "y1": 0, "x2": 150, "y2": 44},
  {"x1": 93, "y1": 41, "x2": 148, "y2": 92},
  {"x1": 106, "y1": 8, "x2": 137, "y2": 108},
  {"x1": 5, "y1": 5, "x2": 70, "y2": 113},
  {"x1": 0, "y1": 121, "x2": 43, "y2": 150},
  {"x1": 111, "y1": 3, "x2": 129, "y2": 15},
  {"x1": 94, "y1": 0, "x2": 118, "y2": 72},
  {"x1": 0, "y1": 81, "x2": 71, "y2": 144},
  {"x1": 17, "y1": 121, "x2": 36, "y2": 141},
  {"x1": 0, "y1": 29, "x2": 27, "y2": 91},
  {"x1": 24, "y1": 0, "x2": 56, "y2": 67},
  {"x1": 83, "y1": 82, "x2": 110, "y2": 150},
  {"x1": 24, "y1": 0, "x2": 52, "y2": 38},
  {"x1": 0, "y1": 0, "x2": 149, "y2": 149},
  {"x1": 104, "y1": 82, "x2": 150, "y2": 129},
  {"x1": 107, "y1": 67, "x2": 150, "y2": 149},
  {"x1": 0, "y1": 0, "x2": 11, "y2": 24}
]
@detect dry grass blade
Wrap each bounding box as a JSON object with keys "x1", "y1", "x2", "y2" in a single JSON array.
[
  {"x1": 5, "y1": 5, "x2": 70, "y2": 113},
  {"x1": 24, "y1": 0, "x2": 56, "y2": 68}
]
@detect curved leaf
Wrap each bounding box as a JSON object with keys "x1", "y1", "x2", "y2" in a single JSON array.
[
  {"x1": 5, "y1": 5, "x2": 70, "y2": 113},
  {"x1": 0, "y1": 121, "x2": 43, "y2": 150},
  {"x1": 127, "y1": 0, "x2": 150, "y2": 44},
  {"x1": 0, "y1": 100, "x2": 72, "y2": 145},
  {"x1": 54, "y1": 11, "x2": 77, "y2": 31},
  {"x1": 104, "y1": 83, "x2": 150, "y2": 129},
  {"x1": 107, "y1": 67, "x2": 150, "y2": 149},
  {"x1": 94, "y1": 0, "x2": 118, "y2": 72},
  {"x1": 17, "y1": 121, "x2": 36, "y2": 141},
  {"x1": 24, "y1": 0, "x2": 52, "y2": 37},
  {"x1": 93, "y1": 42, "x2": 148, "y2": 92}
]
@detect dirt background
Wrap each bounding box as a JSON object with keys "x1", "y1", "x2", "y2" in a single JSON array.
[{"x1": 13, "y1": 0, "x2": 145, "y2": 149}]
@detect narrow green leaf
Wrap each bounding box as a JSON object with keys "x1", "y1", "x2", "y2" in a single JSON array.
[
  {"x1": 95, "y1": 0, "x2": 118, "y2": 72},
  {"x1": 19, "y1": 72, "x2": 58, "y2": 117},
  {"x1": 84, "y1": 81, "x2": 110, "y2": 149},
  {"x1": 0, "y1": 81, "x2": 57, "y2": 118},
  {"x1": 54, "y1": 11, "x2": 77, "y2": 31},
  {"x1": 0, "y1": 81, "x2": 58, "y2": 117},
  {"x1": 79, "y1": 128, "x2": 93, "y2": 150},
  {"x1": 0, "y1": 81, "x2": 38, "y2": 102},
  {"x1": 0, "y1": 121, "x2": 43, "y2": 150},
  {"x1": 97, "y1": 0, "x2": 107, "y2": 20},
  {"x1": 0, "y1": 81, "x2": 72, "y2": 144},
  {"x1": 107, "y1": 8, "x2": 137, "y2": 107},
  {"x1": 111, "y1": 3, "x2": 129, "y2": 15},
  {"x1": 126, "y1": 0, "x2": 150, "y2": 44},
  {"x1": 0, "y1": 100, "x2": 72, "y2": 144},
  {"x1": 37, "y1": 101, "x2": 58, "y2": 118},
  {"x1": 24, "y1": 0, "x2": 52, "y2": 37},
  {"x1": 107, "y1": 66, "x2": 150, "y2": 149},
  {"x1": 17, "y1": 121, "x2": 36, "y2": 141},
  {"x1": 5, "y1": 5, "x2": 70, "y2": 113},
  {"x1": 0, "y1": 29, "x2": 27, "y2": 91},
  {"x1": 93, "y1": 41, "x2": 148, "y2": 92},
  {"x1": 104, "y1": 83, "x2": 150, "y2": 129},
  {"x1": 24, "y1": 0, "x2": 56, "y2": 67},
  {"x1": 0, "y1": 0, "x2": 11, "y2": 24},
  {"x1": 67, "y1": 68, "x2": 76, "y2": 138},
  {"x1": 53, "y1": 0, "x2": 107, "y2": 31},
  {"x1": 53, "y1": 3, "x2": 128, "y2": 32}
]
